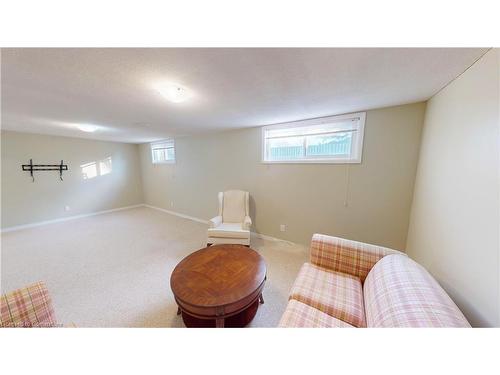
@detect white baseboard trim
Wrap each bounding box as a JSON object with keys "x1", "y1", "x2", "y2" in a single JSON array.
[
  {"x1": 251, "y1": 232, "x2": 296, "y2": 246},
  {"x1": 142, "y1": 204, "x2": 296, "y2": 245},
  {"x1": 143, "y1": 204, "x2": 210, "y2": 225},
  {"x1": 2, "y1": 202, "x2": 298, "y2": 246},
  {"x1": 1, "y1": 204, "x2": 144, "y2": 233}
]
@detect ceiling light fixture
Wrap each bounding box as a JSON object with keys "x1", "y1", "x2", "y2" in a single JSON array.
[
  {"x1": 77, "y1": 124, "x2": 99, "y2": 132},
  {"x1": 156, "y1": 84, "x2": 191, "y2": 103}
]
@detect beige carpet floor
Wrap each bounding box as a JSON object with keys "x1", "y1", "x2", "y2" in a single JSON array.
[{"x1": 1, "y1": 206, "x2": 308, "y2": 327}]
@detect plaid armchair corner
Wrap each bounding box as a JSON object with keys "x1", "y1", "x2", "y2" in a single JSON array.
[{"x1": 1, "y1": 281, "x2": 58, "y2": 328}]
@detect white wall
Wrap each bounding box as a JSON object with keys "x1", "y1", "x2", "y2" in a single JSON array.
[
  {"x1": 139, "y1": 103, "x2": 426, "y2": 249},
  {"x1": 406, "y1": 49, "x2": 500, "y2": 327},
  {"x1": 1, "y1": 131, "x2": 144, "y2": 228}
]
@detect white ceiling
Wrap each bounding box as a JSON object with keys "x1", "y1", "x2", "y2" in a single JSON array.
[{"x1": 1, "y1": 48, "x2": 489, "y2": 143}]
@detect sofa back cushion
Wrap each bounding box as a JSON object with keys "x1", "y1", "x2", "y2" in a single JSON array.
[{"x1": 363, "y1": 255, "x2": 470, "y2": 327}]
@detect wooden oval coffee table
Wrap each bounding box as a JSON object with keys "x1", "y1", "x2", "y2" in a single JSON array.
[{"x1": 170, "y1": 244, "x2": 267, "y2": 328}]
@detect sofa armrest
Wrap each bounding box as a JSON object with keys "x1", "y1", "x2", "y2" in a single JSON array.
[
  {"x1": 209, "y1": 215, "x2": 222, "y2": 228},
  {"x1": 243, "y1": 215, "x2": 252, "y2": 230},
  {"x1": 310, "y1": 234, "x2": 403, "y2": 282}
]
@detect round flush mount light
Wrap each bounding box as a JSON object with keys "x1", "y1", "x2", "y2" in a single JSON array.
[
  {"x1": 155, "y1": 84, "x2": 191, "y2": 103},
  {"x1": 77, "y1": 124, "x2": 99, "y2": 132}
]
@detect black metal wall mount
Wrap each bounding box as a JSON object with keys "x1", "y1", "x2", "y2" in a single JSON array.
[{"x1": 22, "y1": 159, "x2": 68, "y2": 182}]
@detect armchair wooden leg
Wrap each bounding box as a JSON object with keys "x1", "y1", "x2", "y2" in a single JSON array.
[
  {"x1": 177, "y1": 307, "x2": 181, "y2": 315},
  {"x1": 259, "y1": 293, "x2": 264, "y2": 304}
]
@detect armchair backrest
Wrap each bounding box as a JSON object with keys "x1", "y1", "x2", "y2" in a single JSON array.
[{"x1": 218, "y1": 190, "x2": 249, "y2": 223}]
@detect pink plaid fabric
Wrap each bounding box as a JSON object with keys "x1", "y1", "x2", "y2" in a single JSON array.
[
  {"x1": 364, "y1": 255, "x2": 471, "y2": 327},
  {"x1": 289, "y1": 263, "x2": 366, "y2": 327},
  {"x1": 279, "y1": 299, "x2": 355, "y2": 328},
  {"x1": 310, "y1": 234, "x2": 402, "y2": 283},
  {"x1": 1, "y1": 281, "x2": 57, "y2": 328}
]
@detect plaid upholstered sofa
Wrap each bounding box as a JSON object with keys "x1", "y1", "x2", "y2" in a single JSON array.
[
  {"x1": 279, "y1": 234, "x2": 470, "y2": 327},
  {"x1": 1, "y1": 281, "x2": 59, "y2": 328}
]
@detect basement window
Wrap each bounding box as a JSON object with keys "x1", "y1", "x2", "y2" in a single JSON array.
[
  {"x1": 262, "y1": 112, "x2": 366, "y2": 163},
  {"x1": 81, "y1": 157, "x2": 113, "y2": 179},
  {"x1": 151, "y1": 139, "x2": 175, "y2": 164}
]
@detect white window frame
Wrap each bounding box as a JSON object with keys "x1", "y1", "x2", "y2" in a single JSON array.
[
  {"x1": 261, "y1": 112, "x2": 366, "y2": 164},
  {"x1": 151, "y1": 139, "x2": 175, "y2": 164}
]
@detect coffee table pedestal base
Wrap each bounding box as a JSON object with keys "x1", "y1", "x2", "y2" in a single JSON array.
[{"x1": 181, "y1": 299, "x2": 260, "y2": 328}]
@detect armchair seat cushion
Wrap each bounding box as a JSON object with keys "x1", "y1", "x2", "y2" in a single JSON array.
[
  {"x1": 207, "y1": 223, "x2": 249, "y2": 239},
  {"x1": 279, "y1": 300, "x2": 354, "y2": 328},
  {"x1": 289, "y1": 263, "x2": 366, "y2": 327}
]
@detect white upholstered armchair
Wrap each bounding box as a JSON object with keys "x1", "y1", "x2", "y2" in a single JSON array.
[{"x1": 207, "y1": 190, "x2": 252, "y2": 246}]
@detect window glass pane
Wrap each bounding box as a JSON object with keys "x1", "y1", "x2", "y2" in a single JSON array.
[
  {"x1": 99, "y1": 157, "x2": 113, "y2": 175},
  {"x1": 262, "y1": 112, "x2": 365, "y2": 163},
  {"x1": 153, "y1": 148, "x2": 172, "y2": 162},
  {"x1": 81, "y1": 162, "x2": 97, "y2": 179},
  {"x1": 166, "y1": 148, "x2": 175, "y2": 160},
  {"x1": 151, "y1": 140, "x2": 175, "y2": 163},
  {"x1": 152, "y1": 149, "x2": 163, "y2": 162},
  {"x1": 306, "y1": 132, "x2": 353, "y2": 157},
  {"x1": 267, "y1": 136, "x2": 305, "y2": 160}
]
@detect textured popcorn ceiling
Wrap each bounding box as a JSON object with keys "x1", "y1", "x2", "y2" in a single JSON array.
[{"x1": 1, "y1": 48, "x2": 489, "y2": 143}]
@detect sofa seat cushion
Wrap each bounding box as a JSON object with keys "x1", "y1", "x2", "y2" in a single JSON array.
[
  {"x1": 207, "y1": 223, "x2": 249, "y2": 239},
  {"x1": 279, "y1": 299, "x2": 355, "y2": 328},
  {"x1": 1, "y1": 281, "x2": 57, "y2": 328},
  {"x1": 289, "y1": 263, "x2": 366, "y2": 327},
  {"x1": 364, "y1": 254, "x2": 471, "y2": 327}
]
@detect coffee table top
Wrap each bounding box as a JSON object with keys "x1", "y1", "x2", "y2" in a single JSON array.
[{"x1": 170, "y1": 244, "x2": 267, "y2": 308}]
